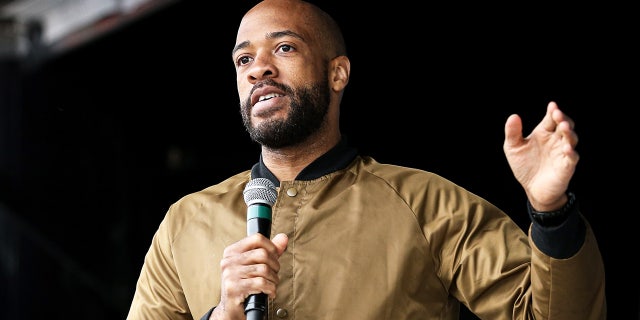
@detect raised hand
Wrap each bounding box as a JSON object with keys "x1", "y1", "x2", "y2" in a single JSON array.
[{"x1": 503, "y1": 101, "x2": 579, "y2": 211}]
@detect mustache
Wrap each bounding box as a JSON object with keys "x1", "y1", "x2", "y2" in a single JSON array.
[
  {"x1": 250, "y1": 79, "x2": 292, "y2": 97},
  {"x1": 242, "y1": 79, "x2": 294, "y2": 111}
]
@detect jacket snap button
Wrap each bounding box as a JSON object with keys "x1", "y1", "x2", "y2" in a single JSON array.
[
  {"x1": 276, "y1": 308, "x2": 288, "y2": 318},
  {"x1": 286, "y1": 188, "x2": 297, "y2": 197}
]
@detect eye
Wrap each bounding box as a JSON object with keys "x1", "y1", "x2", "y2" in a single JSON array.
[
  {"x1": 277, "y1": 44, "x2": 295, "y2": 54},
  {"x1": 237, "y1": 55, "x2": 253, "y2": 67}
]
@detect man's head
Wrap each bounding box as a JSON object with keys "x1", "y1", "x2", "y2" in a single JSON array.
[{"x1": 233, "y1": 0, "x2": 350, "y2": 149}]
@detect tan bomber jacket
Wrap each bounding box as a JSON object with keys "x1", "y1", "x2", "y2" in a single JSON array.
[{"x1": 127, "y1": 155, "x2": 606, "y2": 319}]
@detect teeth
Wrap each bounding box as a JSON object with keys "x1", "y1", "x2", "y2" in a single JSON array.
[{"x1": 258, "y1": 93, "x2": 282, "y2": 102}]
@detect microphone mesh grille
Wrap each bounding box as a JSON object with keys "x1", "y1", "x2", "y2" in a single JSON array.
[{"x1": 243, "y1": 178, "x2": 277, "y2": 206}]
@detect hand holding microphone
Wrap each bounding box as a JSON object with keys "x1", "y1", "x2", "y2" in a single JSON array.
[
  {"x1": 213, "y1": 179, "x2": 287, "y2": 320},
  {"x1": 243, "y1": 178, "x2": 278, "y2": 320}
]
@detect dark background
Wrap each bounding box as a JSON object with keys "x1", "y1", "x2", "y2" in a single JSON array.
[{"x1": 1, "y1": 1, "x2": 637, "y2": 319}]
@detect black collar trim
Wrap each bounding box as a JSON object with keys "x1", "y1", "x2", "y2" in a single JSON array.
[{"x1": 250, "y1": 137, "x2": 358, "y2": 187}]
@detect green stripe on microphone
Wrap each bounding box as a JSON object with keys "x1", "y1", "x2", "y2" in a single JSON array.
[{"x1": 247, "y1": 204, "x2": 272, "y2": 220}]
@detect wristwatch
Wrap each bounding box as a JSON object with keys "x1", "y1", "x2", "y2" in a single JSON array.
[{"x1": 528, "y1": 192, "x2": 576, "y2": 226}]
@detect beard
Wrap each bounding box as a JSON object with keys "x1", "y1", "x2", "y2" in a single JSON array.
[{"x1": 240, "y1": 77, "x2": 330, "y2": 149}]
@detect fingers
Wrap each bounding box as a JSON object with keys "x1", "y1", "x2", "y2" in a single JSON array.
[
  {"x1": 546, "y1": 102, "x2": 579, "y2": 156},
  {"x1": 505, "y1": 101, "x2": 577, "y2": 147},
  {"x1": 219, "y1": 233, "x2": 288, "y2": 310},
  {"x1": 223, "y1": 233, "x2": 282, "y2": 262},
  {"x1": 550, "y1": 102, "x2": 574, "y2": 129},
  {"x1": 221, "y1": 233, "x2": 283, "y2": 280},
  {"x1": 543, "y1": 101, "x2": 575, "y2": 132}
]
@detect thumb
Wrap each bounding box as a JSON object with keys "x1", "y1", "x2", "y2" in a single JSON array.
[
  {"x1": 504, "y1": 113, "x2": 523, "y2": 149},
  {"x1": 272, "y1": 233, "x2": 289, "y2": 256}
]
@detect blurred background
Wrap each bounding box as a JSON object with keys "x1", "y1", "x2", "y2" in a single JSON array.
[{"x1": 1, "y1": 0, "x2": 637, "y2": 319}]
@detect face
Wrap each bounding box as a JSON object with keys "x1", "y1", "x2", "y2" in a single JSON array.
[{"x1": 233, "y1": 1, "x2": 331, "y2": 148}]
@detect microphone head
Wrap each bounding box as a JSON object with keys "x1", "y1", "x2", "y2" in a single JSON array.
[{"x1": 243, "y1": 178, "x2": 277, "y2": 207}]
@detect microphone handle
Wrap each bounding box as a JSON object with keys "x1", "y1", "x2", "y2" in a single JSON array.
[
  {"x1": 247, "y1": 215, "x2": 271, "y2": 238},
  {"x1": 245, "y1": 204, "x2": 272, "y2": 320},
  {"x1": 245, "y1": 295, "x2": 267, "y2": 320}
]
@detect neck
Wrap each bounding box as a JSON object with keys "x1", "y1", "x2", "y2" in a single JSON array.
[{"x1": 261, "y1": 130, "x2": 341, "y2": 182}]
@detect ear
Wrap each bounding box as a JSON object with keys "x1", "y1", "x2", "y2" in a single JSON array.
[{"x1": 329, "y1": 55, "x2": 350, "y2": 92}]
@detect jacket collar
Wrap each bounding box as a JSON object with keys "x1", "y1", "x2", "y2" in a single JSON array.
[{"x1": 250, "y1": 136, "x2": 359, "y2": 187}]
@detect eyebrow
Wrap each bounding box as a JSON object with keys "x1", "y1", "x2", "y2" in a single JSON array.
[{"x1": 232, "y1": 30, "x2": 305, "y2": 57}]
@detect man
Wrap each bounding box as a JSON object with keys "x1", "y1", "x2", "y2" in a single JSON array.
[{"x1": 127, "y1": 0, "x2": 606, "y2": 319}]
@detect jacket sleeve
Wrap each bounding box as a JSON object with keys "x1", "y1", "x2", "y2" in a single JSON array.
[
  {"x1": 529, "y1": 215, "x2": 607, "y2": 319},
  {"x1": 126, "y1": 209, "x2": 193, "y2": 320},
  {"x1": 440, "y1": 191, "x2": 606, "y2": 319}
]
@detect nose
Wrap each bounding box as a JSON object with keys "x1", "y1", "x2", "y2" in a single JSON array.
[{"x1": 247, "y1": 52, "x2": 277, "y2": 84}]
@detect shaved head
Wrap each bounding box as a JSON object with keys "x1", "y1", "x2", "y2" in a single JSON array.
[{"x1": 239, "y1": 0, "x2": 346, "y2": 60}]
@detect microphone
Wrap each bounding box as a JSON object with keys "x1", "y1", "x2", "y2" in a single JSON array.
[{"x1": 243, "y1": 178, "x2": 278, "y2": 320}]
